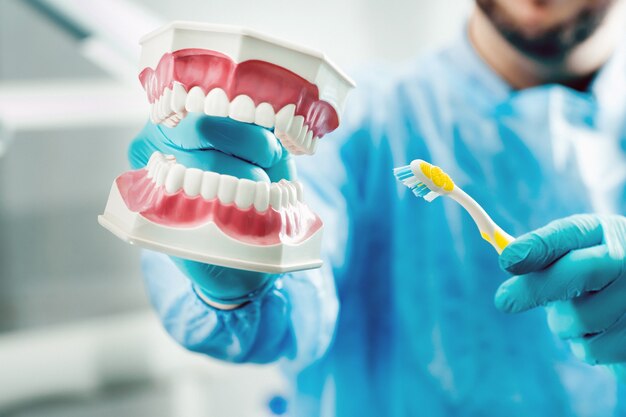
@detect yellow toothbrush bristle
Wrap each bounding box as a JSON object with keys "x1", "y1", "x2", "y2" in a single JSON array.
[{"x1": 419, "y1": 161, "x2": 454, "y2": 191}]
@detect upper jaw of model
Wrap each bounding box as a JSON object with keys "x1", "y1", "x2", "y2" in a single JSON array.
[{"x1": 138, "y1": 21, "x2": 355, "y2": 155}]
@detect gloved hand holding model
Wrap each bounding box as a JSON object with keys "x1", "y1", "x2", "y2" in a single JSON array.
[
  {"x1": 496, "y1": 214, "x2": 626, "y2": 380},
  {"x1": 99, "y1": 23, "x2": 354, "y2": 309},
  {"x1": 128, "y1": 114, "x2": 293, "y2": 307},
  {"x1": 119, "y1": 107, "x2": 342, "y2": 363}
]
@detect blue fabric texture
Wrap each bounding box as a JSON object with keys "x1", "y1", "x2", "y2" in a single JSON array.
[{"x1": 134, "y1": 29, "x2": 626, "y2": 416}]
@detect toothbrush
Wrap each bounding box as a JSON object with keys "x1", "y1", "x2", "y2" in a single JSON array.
[{"x1": 393, "y1": 159, "x2": 514, "y2": 254}]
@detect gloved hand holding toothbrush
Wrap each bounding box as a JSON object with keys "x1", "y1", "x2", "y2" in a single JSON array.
[
  {"x1": 393, "y1": 161, "x2": 626, "y2": 381},
  {"x1": 129, "y1": 113, "x2": 296, "y2": 309},
  {"x1": 496, "y1": 214, "x2": 626, "y2": 381}
]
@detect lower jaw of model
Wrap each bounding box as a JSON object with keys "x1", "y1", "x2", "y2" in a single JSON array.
[{"x1": 99, "y1": 151, "x2": 324, "y2": 273}]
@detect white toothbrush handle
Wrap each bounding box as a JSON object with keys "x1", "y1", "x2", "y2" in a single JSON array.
[{"x1": 448, "y1": 187, "x2": 514, "y2": 254}]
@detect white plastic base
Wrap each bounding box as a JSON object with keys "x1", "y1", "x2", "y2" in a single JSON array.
[{"x1": 98, "y1": 182, "x2": 323, "y2": 273}]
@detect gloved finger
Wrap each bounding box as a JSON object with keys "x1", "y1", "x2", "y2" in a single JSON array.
[
  {"x1": 171, "y1": 257, "x2": 278, "y2": 304},
  {"x1": 499, "y1": 214, "x2": 603, "y2": 274},
  {"x1": 568, "y1": 313, "x2": 626, "y2": 365},
  {"x1": 162, "y1": 114, "x2": 288, "y2": 169},
  {"x1": 546, "y1": 275, "x2": 626, "y2": 338},
  {"x1": 128, "y1": 123, "x2": 162, "y2": 169},
  {"x1": 129, "y1": 135, "x2": 271, "y2": 181},
  {"x1": 265, "y1": 157, "x2": 297, "y2": 183},
  {"x1": 140, "y1": 249, "x2": 200, "y2": 316},
  {"x1": 494, "y1": 244, "x2": 621, "y2": 313}
]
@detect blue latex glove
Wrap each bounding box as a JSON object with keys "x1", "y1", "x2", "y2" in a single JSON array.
[
  {"x1": 496, "y1": 214, "x2": 626, "y2": 379},
  {"x1": 128, "y1": 114, "x2": 296, "y2": 307}
]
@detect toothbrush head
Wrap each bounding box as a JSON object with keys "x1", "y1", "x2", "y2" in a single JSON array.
[{"x1": 393, "y1": 159, "x2": 455, "y2": 202}]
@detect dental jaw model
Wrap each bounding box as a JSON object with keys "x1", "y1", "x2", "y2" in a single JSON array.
[{"x1": 98, "y1": 22, "x2": 355, "y2": 273}]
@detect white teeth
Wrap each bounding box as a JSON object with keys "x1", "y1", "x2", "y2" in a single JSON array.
[
  {"x1": 171, "y1": 82, "x2": 187, "y2": 116},
  {"x1": 273, "y1": 105, "x2": 317, "y2": 156},
  {"x1": 287, "y1": 115, "x2": 304, "y2": 141},
  {"x1": 293, "y1": 181, "x2": 304, "y2": 202},
  {"x1": 151, "y1": 162, "x2": 161, "y2": 181},
  {"x1": 288, "y1": 141, "x2": 305, "y2": 155},
  {"x1": 204, "y1": 88, "x2": 229, "y2": 117},
  {"x1": 201, "y1": 171, "x2": 220, "y2": 200},
  {"x1": 157, "y1": 101, "x2": 167, "y2": 121},
  {"x1": 146, "y1": 154, "x2": 306, "y2": 212},
  {"x1": 229, "y1": 95, "x2": 256, "y2": 123},
  {"x1": 148, "y1": 87, "x2": 320, "y2": 155},
  {"x1": 295, "y1": 125, "x2": 308, "y2": 145},
  {"x1": 303, "y1": 130, "x2": 314, "y2": 153},
  {"x1": 234, "y1": 179, "x2": 256, "y2": 209},
  {"x1": 150, "y1": 102, "x2": 159, "y2": 124},
  {"x1": 279, "y1": 180, "x2": 297, "y2": 205},
  {"x1": 162, "y1": 117, "x2": 176, "y2": 128},
  {"x1": 274, "y1": 104, "x2": 296, "y2": 136},
  {"x1": 183, "y1": 168, "x2": 203, "y2": 196},
  {"x1": 254, "y1": 103, "x2": 275, "y2": 128},
  {"x1": 167, "y1": 113, "x2": 184, "y2": 125},
  {"x1": 147, "y1": 152, "x2": 164, "y2": 178},
  {"x1": 186, "y1": 86, "x2": 205, "y2": 112},
  {"x1": 278, "y1": 183, "x2": 290, "y2": 208},
  {"x1": 160, "y1": 88, "x2": 172, "y2": 119},
  {"x1": 155, "y1": 163, "x2": 171, "y2": 187},
  {"x1": 269, "y1": 184, "x2": 282, "y2": 209},
  {"x1": 310, "y1": 136, "x2": 319, "y2": 154},
  {"x1": 165, "y1": 163, "x2": 185, "y2": 193},
  {"x1": 254, "y1": 182, "x2": 270, "y2": 212},
  {"x1": 217, "y1": 175, "x2": 238, "y2": 204},
  {"x1": 147, "y1": 152, "x2": 177, "y2": 184}
]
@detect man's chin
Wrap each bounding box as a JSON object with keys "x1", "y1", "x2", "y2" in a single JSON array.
[{"x1": 476, "y1": 0, "x2": 614, "y2": 61}]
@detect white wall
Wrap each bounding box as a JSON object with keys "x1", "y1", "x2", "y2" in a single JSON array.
[{"x1": 131, "y1": 0, "x2": 471, "y2": 69}]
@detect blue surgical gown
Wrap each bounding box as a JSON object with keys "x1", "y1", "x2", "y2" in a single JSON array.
[{"x1": 142, "y1": 30, "x2": 626, "y2": 416}]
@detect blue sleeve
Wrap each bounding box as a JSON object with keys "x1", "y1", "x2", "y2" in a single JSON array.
[{"x1": 141, "y1": 250, "x2": 338, "y2": 365}]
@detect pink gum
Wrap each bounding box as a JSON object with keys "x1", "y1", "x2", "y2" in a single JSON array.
[{"x1": 138, "y1": 49, "x2": 339, "y2": 138}]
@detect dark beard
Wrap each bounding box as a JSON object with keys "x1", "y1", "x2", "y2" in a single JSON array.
[{"x1": 476, "y1": 0, "x2": 614, "y2": 60}]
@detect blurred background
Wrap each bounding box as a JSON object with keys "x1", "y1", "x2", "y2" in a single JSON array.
[{"x1": 0, "y1": 0, "x2": 468, "y2": 415}]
